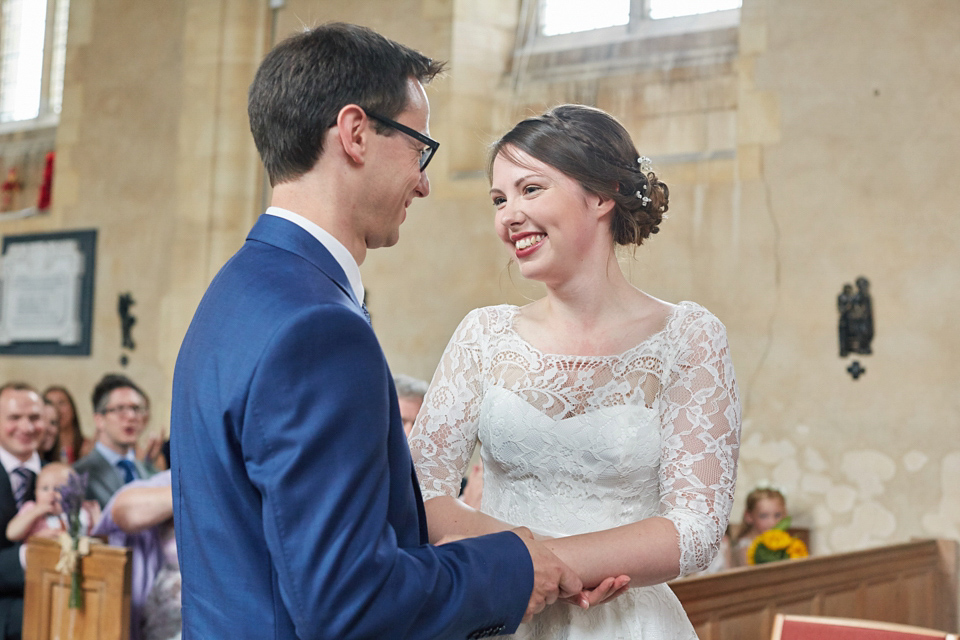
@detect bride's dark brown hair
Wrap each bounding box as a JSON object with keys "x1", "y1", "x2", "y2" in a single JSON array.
[{"x1": 488, "y1": 104, "x2": 669, "y2": 246}]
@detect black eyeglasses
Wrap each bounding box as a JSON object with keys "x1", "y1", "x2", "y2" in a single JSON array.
[
  {"x1": 366, "y1": 111, "x2": 439, "y2": 172},
  {"x1": 101, "y1": 404, "x2": 147, "y2": 417}
]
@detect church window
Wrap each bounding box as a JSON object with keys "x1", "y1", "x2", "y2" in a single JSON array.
[{"x1": 0, "y1": 0, "x2": 70, "y2": 128}]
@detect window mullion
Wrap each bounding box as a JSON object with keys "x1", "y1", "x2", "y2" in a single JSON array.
[
  {"x1": 628, "y1": 0, "x2": 646, "y2": 33},
  {"x1": 38, "y1": 0, "x2": 56, "y2": 118}
]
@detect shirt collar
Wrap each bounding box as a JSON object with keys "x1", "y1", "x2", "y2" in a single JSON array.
[
  {"x1": 95, "y1": 441, "x2": 136, "y2": 466},
  {"x1": 0, "y1": 446, "x2": 41, "y2": 476},
  {"x1": 265, "y1": 207, "x2": 365, "y2": 306}
]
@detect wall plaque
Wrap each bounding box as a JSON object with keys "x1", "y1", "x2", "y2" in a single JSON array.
[{"x1": 0, "y1": 229, "x2": 96, "y2": 356}]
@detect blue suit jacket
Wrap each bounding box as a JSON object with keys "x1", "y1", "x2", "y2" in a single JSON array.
[{"x1": 172, "y1": 214, "x2": 532, "y2": 639}]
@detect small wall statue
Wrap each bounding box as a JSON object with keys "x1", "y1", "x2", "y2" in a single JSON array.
[
  {"x1": 118, "y1": 292, "x2": 137, "y2": 366},
  {"x1": 837, "y1": 276, "x2": 873, "y2": 379}
]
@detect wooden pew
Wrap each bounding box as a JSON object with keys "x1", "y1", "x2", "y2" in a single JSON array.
[
  {"x1": 23, "y1": 537, "x2": 132, "y2": 640},
  {"x1": 669, "y1": 539, "x2": 958, "y2": 640}
]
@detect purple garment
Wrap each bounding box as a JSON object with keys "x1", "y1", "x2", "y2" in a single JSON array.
[{"x1": 92, "y1": 470, "x2": 172, "y2": 640}]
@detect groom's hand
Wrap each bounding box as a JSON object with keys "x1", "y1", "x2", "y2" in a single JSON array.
[{"x1": 513, "y1": 529, "x2": 583, "y2": 622}]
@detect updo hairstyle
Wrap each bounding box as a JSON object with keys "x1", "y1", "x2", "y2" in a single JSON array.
[{"x1": 488, "y1": 104, "x2": 669, "y2": 246}]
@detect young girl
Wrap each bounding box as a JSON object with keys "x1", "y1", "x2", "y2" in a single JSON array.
[
  {"x1": 6, "y1": 462, "x2": 99, "y2": 542},
  {"x1": 732, "y1": 486, "x2": 787, "y2": 566},
  {"x1": 409, "y1": 104, "x2": 741, "y2": 639}
]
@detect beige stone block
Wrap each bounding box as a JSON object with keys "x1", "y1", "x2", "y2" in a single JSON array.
[
  {"x1": 423, "y1": 0, "x2": 454, "y2": 20},
  {"x1": 636, "y1": 112, "x2": 708, "y2": 157},
  {"x1": 736, "y1": 144, "x2": 763, "y2": 182},
  {"x1": 739, "y1": 0, "x2": 769, "y2": 23},
  {"x1": 738, "y1": 89, "x2": 779, "y2": 145},
  {"x1": 704, "y1": 157, "x2": 736, "y2": 184},
  {"x1": 53, "y1": 170, "x2": 80, "y2": 209},
  {"x1": 706, "y1": 109, "x2": 736, "y2": 153},
  {"x1": 451, "y1": 22, "x2": 512, "y2": 72},
  {"x1": 67, "y1": 0, "x2": 95, "y2": 45},
  {"x1": 737, "y1": 55, "x2": 756, "y2": 91},
  {"x1": 447, "y1": 95, "x2": 500, "y2": 173},
  {"x1": 739, "y1": 23, "x2": 767, "y2": 56}
]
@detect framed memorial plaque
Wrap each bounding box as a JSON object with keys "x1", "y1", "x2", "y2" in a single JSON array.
[{"x1": 0, "y1": 229, "x2": 97, "y2": 356}]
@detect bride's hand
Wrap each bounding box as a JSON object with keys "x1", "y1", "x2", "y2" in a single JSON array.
[{"x1": 563, "y1": 575, "x2": 631, "y2": 610}]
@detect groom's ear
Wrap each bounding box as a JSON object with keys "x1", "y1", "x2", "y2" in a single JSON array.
[{"x1": 335, "y1": 104, "x2": 372, "y2": 167}]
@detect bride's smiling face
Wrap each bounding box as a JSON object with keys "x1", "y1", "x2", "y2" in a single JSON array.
[{"x1": 490, "y1": 147, "x2": 610, "y2": 284}]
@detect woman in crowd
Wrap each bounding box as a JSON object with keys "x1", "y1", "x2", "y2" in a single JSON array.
[
  {"x1": 409, "y1": 104, "x2": 741, "y2": 638},
  {"x1": 43, "y1": 386, "x2": 92, "y2": 463}
]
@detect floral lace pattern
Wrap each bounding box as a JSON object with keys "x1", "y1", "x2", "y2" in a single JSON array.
[{"x1": 409, "y1": 302, "x2": 741, "y2": 639}]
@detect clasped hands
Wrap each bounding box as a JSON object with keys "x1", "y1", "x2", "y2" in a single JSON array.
[{"x1": 438, "y1": 527, "x2": 630, "y2": 623}]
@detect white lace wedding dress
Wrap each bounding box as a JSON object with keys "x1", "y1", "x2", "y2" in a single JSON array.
[{"x1": 409, "y1": 302, "x2": 741, "y2": 640}]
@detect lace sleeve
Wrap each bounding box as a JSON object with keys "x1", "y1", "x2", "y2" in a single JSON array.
[
  {"x1": 658, "y1": 308, "x2": 741, "y2": 576},
  {"x1": 409, "y1": 310, "x2": 487, "y2": 500}
]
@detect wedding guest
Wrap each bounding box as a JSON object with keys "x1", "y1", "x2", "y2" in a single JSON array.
[
  {"x1": 74, "y1": 374, "x2": 154, "y2": 508},
  {"x1": 394, "y1": 374, "x2": 428, "y2": 437},
  {"x1": 5, "y1": 463, "x2": 98, "y2": 542},
  {"x1": 0, "y1": 382, "x2": 44, "y2": 640},
  {"x1": 731, "y1": 486, "x2": 787, "y2": 567},
  {"x1": 38, "y1": 400, "x2": 60, "y2": 464},
  {"x1": 93, "y1": 470, "x2": 176, "y2": 640},
  {"x1": 43, "y1": 386, "x2": 91, "y2": 464}
]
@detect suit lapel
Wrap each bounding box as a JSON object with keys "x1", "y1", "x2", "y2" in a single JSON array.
[
  {"x1": 89, "y1": 450, "x2": 122, "y2": 501},
  {"x1": 246, "y1": 214, "x2": 361, "y2": 308},
  {"x1": 0, "y1": 468, "x2": 16, "y2": 529},
  {"x1": 249, "y1": 214, "x2": 428, "y2": 541}
]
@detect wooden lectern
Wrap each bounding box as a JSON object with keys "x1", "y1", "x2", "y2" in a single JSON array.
[{"x1": 22, "y1": 537, "x2": 132, "y2": 640}]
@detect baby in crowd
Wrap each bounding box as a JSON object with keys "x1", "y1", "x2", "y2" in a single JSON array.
[{"x1": 6, "y1": 462, "x2": 99, "y2": 542}]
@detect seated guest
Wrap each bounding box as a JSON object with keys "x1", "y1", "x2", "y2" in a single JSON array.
[
  {"x1": 732, "y1": 486, "x2": 789, "y2": 567},
  {"x1": 5, "y1": 462, "x2": 99, "y2": 543},
  {"x1": 93, "y1": 471, "x2": 176, "y2": 640},
  {"x1": 393, "y1": 374, "x2": 428, "y2": 437},
  {"x1": 0, "y1": 382, "x2": 44, "y2": 640},
  {"x1": 42, "y1": 386, "x2": 92, "y2": 463},
  {"x1": 74, "y1": 374, "x2": 154, "y2": 508}
]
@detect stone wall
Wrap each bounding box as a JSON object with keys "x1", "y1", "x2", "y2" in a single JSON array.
[{"x1": 1, "y1": 0, "x2": 958, "y2": 556}]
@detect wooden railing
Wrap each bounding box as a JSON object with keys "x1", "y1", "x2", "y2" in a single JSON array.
[{"x1": 669, "y1": 539, "x2": 958, "y2": 640}]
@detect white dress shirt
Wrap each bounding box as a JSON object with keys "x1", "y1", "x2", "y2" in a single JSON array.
[
  {"x1": 265, "y1": 207, "x2": 365, "y2": 307},
  {"x1": 0, "y1": 446, "x2": 41, "y2": 495}
]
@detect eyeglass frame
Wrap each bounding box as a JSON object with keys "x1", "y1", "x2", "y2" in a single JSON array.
[
  {"x1": 365, "y1": 111, "x2": 439, "y2": 172},
  {"x1": 100, "y1": 404, "x2": 148, "y2": 417}
]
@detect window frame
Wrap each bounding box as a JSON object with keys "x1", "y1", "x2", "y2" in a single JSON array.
[{"x1": 524, "y1": 0, "x2": 740, "y2": 55}]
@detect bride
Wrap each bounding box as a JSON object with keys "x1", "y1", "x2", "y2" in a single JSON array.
[{"x1": 409, "y1": 104, "x2": 741, "y2": 639}]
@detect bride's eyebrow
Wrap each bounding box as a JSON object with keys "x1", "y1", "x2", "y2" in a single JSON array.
[{"x1": 514, "y1": 174, "x2": 541, "y2": 187}]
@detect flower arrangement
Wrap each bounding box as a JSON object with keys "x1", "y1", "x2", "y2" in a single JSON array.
[
  {"x1": 55, "y1": 472, "x2": 90, "y2": 609},
  {"x1": 747, "y1": 517, "x2": 809, "y2": 565}
]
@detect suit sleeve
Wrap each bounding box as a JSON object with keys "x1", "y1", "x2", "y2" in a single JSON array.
[
  {"x1": 0, "y1": 546, "x2": 24, "y2": 594},
  {"x1": 243, "y1": 304, "x2": 532, "y2": 640}
]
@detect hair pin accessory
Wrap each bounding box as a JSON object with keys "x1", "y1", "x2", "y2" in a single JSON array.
[
  {"x1": 636, "y1": 192, "x2": 651, "y2": 206},
  {"x1": 637, "y1": 156, "x2": 653, "y2": 174}
]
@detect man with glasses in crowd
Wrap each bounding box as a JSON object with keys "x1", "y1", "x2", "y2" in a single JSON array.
[
  {"x1": 75, "y1": 374, "x2": 153, "y2": 508},
  {"x1": 172, "y1": 22, "x2": 581, "y2": 640}
]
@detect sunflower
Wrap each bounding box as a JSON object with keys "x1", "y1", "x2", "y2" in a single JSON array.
[{"x1": 747, "y1": 517, "x2": 809, "y2": 565}]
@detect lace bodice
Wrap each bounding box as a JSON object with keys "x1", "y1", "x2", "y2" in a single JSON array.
[{"x1": 409, "y1": 301, "x2": 741, "y2": 580}]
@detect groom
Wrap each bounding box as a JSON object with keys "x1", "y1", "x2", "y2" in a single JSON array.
[{"x1": 171, "y1": 22, "x2": 581, "y2": 640}]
